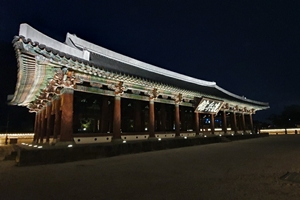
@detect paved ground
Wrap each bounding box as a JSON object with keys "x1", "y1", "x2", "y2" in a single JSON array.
[{"x1": 0, "y1": 135, "x2": 300, "y2": 200}]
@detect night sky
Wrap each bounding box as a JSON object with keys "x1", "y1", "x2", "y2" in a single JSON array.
[{"x1": 1, "y1": 0, "x2": 300, "y2": 129}]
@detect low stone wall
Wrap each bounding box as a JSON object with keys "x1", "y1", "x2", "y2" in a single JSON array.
[
  {"x1": 0, "y1": 133, "x2": 34, "y2": 145},
  {"x1": 224, "y1": 133, "x2": 268, "y2": 141},
  {"x1": 260, "y1": 128, "x2": 300, "y2": 135},
  {"x1": 15, "y1": 133, "x2": 268, "y2": 166}
]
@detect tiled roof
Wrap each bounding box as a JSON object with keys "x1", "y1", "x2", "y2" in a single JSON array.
[{"x1": 11, "y1": 24, "x2": 269, "y2": 110}]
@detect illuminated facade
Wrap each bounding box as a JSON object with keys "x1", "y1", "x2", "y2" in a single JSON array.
[{"x1": 10, "y1": 24, "x2": 269, "y2": 144}]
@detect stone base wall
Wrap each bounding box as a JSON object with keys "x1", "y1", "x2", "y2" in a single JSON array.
[
  {"x1": 16, "y1": 133, "x2": 268, "y2": 166},
  {"x1": 260, "y1": 128, "x2": 300, "y2": 135},
  {"x1": 0, "y1": 133, "x2": 34, "y2": 145}
]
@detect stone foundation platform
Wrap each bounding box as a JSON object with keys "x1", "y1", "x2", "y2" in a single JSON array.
[{"x1": 14, "y1": 133, "x2": 269, "y2": 166}]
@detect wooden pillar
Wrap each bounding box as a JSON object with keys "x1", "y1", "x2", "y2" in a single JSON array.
[
  {"x1": 238, "y1": 114, "x2": 243, "y2": 131},
  {"x1": 50, "y1": 99, "x2": 55, "y2": 137},
  {"x1": 232, "y1": 112, "x2": 237, "y2": 134},
  {"x1": 46, "y1": 102, "x2": 52, "y2": 143},
  {"x1": 199, "y1": 113, "x2": 202, "y2": 132},
  {"x1": 113, "y1": 96, "x2": 121, "y2": 139},
  {"x1": 240, "y1": 114, "x2": 244, "y2": 131},
  {"x1": 210, "y1": 114, "x2": 215, "y2": 135},
  {"x1": 33, "y1": 112, "x2": 39, "y2": 143},
  {"x1": 242, "y1": 113, "x2": 246, "y2": 133},
  {"x1": 60, "y1": 88, "x2": 74, "y2": 142},
  {"x1": 134, "y1": 100, "x2": 142, "y2": 132},
  {"x1": 175, "y1": 104, "x2": 180, "y2": 136},
  {"x1": 194, "y1": 112, "x2": 199, "y2": 135},
  {"x1": 35, "y1": 111, "x2": 42, "y2": 143},
  {"x1": 53, "y1": 96, "x2": 61, "y2": 142},
  {"x1": 249, "y1": 113, "x2": 254, "y2": 132},
  {"x1": 34, "y1": 113, "x2": 38, "y2": 141},
  {"x1": 39, "y1": 107, "x2": 46, "y2": 143},
  {"x1": 222, "y1": 111, "x2": 227, "y2": 134},
  {"x1": 149, "y1": 100, "x2": 155, "y2": 137},
  {"x1": 37, "y1": 110, "x2": 42, "y2": 143}
]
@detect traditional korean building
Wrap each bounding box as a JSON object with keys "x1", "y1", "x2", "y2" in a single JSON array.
[{"x1": 10, "y1": 24, "x2": 269, "y2": 144}]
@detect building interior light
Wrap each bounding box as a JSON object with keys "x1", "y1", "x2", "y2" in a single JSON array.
[
  {"x1": 38, "y1": 146, "x2": 43, "y2": 148},
  {"x1": 184, "y1": 136, "x2": 187, "y2": 139},
  {"x1": 204, "y1": 135, "x2": 207, "y2": 137}
]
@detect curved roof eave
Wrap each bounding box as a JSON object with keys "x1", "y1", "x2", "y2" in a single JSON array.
[
  {"x1": 15, "y1": 23, "x2": 269, "y2": 109},
  {"x1": 214, "y1": 85, "x2": 269, "y2": 107},
  {"x1": 18, "y1": 23, "x2": 88, "y2": 60},
  {"x1": 66, "y1": 33, "x2": 217, "y2": 88},
  {"x1": 66, "y1": 33, "x2": 269, "y2": 108}
]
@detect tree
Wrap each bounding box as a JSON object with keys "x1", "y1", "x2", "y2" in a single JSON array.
[{"x1": 269, "y1": 105, "x2": 300, "y2": 128}]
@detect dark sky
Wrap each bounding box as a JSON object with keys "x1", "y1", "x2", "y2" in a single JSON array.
[{"x1": 1, "y1": 0, "x2": 300, "y2": 126}]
